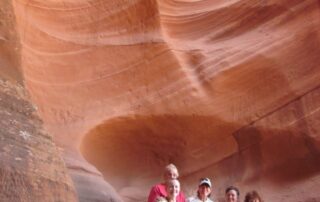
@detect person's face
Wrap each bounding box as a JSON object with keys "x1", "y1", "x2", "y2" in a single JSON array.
[
  {"x1": 164, "y1": 169, "x2": 178, "y2": 181},
  {"x1": 198, "y1": 184, "x2": 211, "y2": 198},
  {"x1": 226, "y1": 190, "x2": 238, "y2": 202},
  {"x1": 198, "y1": 184, "x2": 211, "y2": 199},
  {"x1": 249, "y1": 199, "x2": 259, "y2": 202},
  {"x1": 167, "y1": 180, "x2": 180, "y2": 199}
]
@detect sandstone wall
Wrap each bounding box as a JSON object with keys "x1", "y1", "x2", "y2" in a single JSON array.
[
  {"x1": 8, "y1": 0, "x2": 320, "y2": 201},
  {"x1": 0, "y1": 78, "x2": 77, "y2": 201},
  {"x1": 0, "y1": 1, "x2": 77, "y2": 201}
]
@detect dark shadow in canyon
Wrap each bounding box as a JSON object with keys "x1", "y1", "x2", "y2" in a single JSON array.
[{"x1": 80, "y1": 113, "x2": 320, "y2": 198}]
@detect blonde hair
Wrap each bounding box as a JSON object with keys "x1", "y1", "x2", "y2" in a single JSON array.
[
  {"x1": 164, "y1": 164, "x2": 179, "y2": 175},
  {"x1": 166, "y1": 179, "x2": 180, "y2": 188}
]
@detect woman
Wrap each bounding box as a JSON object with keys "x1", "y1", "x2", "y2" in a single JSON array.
[
  {"x1": 187, "y1": 178, "x2": 213, "y2": 202},
  {"x1": 148, "y1": 164, "x2": 186, "y2": 202},
  {"x1": 156, "y1": 179, "x2": 181, "y2": 202},
  {"x1": 225, "y1": 186, "x2": 240, "y2": 202},
  {"x1": 244, "y1": 191, "x2": 263, "y2": 202}
]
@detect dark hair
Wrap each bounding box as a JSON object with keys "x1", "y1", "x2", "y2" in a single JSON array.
[
  {"x1": 244, "y1": 191, "x2": 263, "y2": 202},
  {"x1": 225, "y1": 186, "x2": 240, "y2": 197}
]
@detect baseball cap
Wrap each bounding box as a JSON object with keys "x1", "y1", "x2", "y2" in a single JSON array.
[{"x1": 199, "y1": 178, "x2": 212, "y2": 187}]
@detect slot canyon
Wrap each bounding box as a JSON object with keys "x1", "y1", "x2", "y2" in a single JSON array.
[{"x1": 0, "y1": 0, "x2": 320, "y2": 201}]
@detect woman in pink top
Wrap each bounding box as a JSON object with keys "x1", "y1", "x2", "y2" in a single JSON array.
[
  {"x1": 155, "y1": 179, "x2": 181, "y2": 202},
  {"x1": 148, "y1": 164, "x2": 186, "y2": 202}
]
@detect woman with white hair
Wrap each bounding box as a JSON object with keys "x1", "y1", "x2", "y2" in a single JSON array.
[
  {"x1": 156, "y1": 179, "x2": 181, "y2": 202},
  {"x1": 148, "y1": 164, "x2": 186, "y2": 202}
]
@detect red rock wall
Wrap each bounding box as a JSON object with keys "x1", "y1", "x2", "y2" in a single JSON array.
[
  {"x1": 11, "y1": 0, "x2": 320, "y2": 201},
  {"x1": 0, "y1": 1, "x2": 77, "y2": 201},
  {"x1": 0, "y1": 0, "x2": 22, "y2": 83},
  {"x1": 0, "y1": 78, "x2": 77, "y2": 201}
]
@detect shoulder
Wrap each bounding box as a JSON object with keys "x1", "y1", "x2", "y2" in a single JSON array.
[
  {"x1": 187, "y1": 196, "x2": 198, "y2": 202},
  {"x1": 148, "y1": 184, "x2": 166, "y2": 202},
  {"x1": 179, "y1": 190, "x2": 186, "y2": 198},
  {"x1": 149, "y1": 183, "x2": 166, "y2": 197},
  {"x1": 151, "y1": 183, "x2": 165, "y2": 191}
]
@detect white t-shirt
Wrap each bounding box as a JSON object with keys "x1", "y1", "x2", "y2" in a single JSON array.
[{"x1": 187, "y1": 196, "x2": 213, "y2": 202}]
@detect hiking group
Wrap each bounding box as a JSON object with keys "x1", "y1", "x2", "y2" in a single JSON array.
[{"x1": 148, "y1": 164, "x2": 263, "y2": 202}]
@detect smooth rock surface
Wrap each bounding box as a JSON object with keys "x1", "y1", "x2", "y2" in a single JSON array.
[{"x1": 0, "y1": 0, "x2": 22, "y2": 83}]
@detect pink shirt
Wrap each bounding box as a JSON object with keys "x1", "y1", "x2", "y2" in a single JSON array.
[{"x1": 147, "y1": 183, "x2": 186, "y2": 202}]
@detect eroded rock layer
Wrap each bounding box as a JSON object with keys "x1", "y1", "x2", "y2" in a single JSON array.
[
  {"x1": 10, "y1": 0, "x2": 320, "y2": 201},
  {"x1": 0, "y1": 78, "x2": 77, "y2": 201}
]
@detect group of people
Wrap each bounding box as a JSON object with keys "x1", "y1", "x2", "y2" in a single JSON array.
[{"x1": 147, "y1": 164, "x2": 263, "y2": 202}]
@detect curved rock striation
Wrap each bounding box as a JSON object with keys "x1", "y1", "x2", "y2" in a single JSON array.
[{"x1": 9, "y1": 0, "x2": 320, "y2": 201}]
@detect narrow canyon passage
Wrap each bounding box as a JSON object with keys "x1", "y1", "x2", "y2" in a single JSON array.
[{"x1": 3, "y1": 0, "x2": 320, "y2": 201}]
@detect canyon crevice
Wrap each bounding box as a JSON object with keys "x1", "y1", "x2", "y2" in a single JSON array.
[{"x1": 1, "y1": 0, "x2": 320, "y2": 201}]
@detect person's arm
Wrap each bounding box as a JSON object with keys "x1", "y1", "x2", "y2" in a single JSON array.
[{"x1": 148, "y1": 186, "x2": 160, "y2": 202}]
